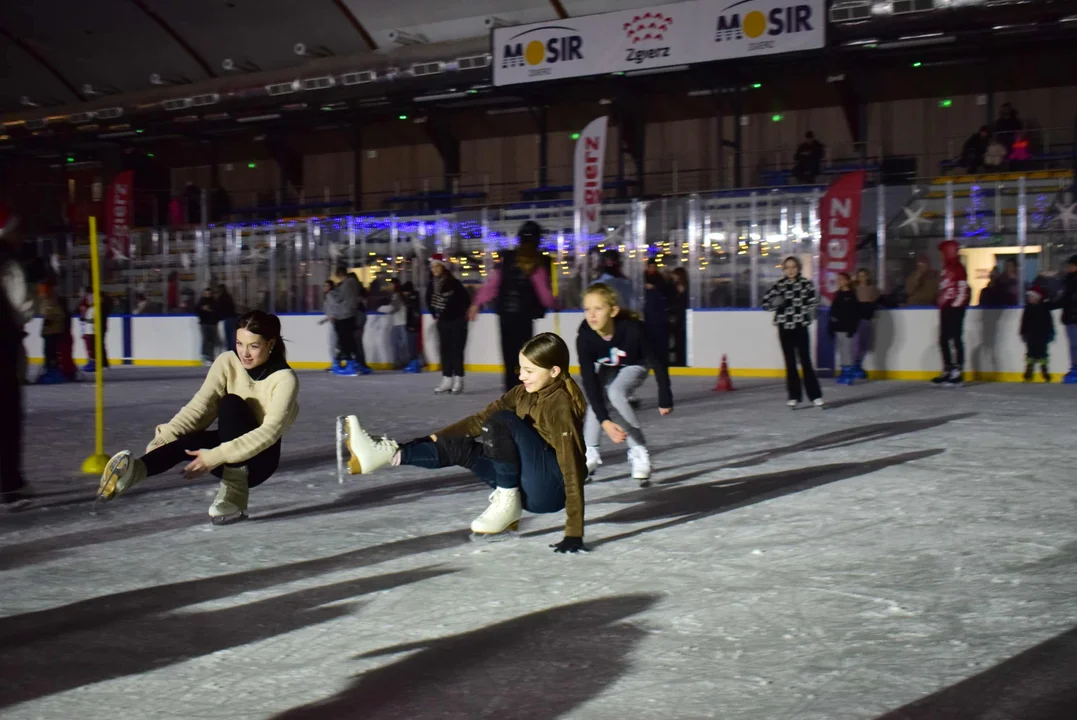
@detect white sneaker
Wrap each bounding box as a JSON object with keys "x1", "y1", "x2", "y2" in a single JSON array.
[
  {"x1": 434, "y1": 376, "x2": 453, "y2": 394},
  {"x1": 585, "y1": 446, "x2": 602, "y2": 476},
  {"x1": 813, "y1": 398, "x2": 825, "y2": 408},
  {"x1": 470, "y1": 487, "x2": 522, "y2": 534},
  {"x1": 787, "y1": 400, "x2": 799, "y2": 409},
  {"x1": 209, "y1": 466, "x2": 249, "y2": 524},
  {"x1": 343, "y1": 415, "x2": 399, "y2": 475},
  {"x1": 451, "y1": 376, "x2": 464, "y2": 395},
  {"x1": 97, "y1": 450, "x2": 146, "y2": 501},
  {"x1": 628, "y1": 446, "x2": 652, "y2": 482}
]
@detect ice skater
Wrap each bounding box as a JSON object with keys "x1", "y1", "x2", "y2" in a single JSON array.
[
  {"x1": 1020, "y1": 284, "x2": 1054, "y2": 382},
  {"x1": 577, "y1": 283, "x2": 673, "y2": 485},
  {"x1": 828, "y1": 273, "x2": 860, "y2": 385},
  {"x1": 427, "y1": 253, "x2": 470, "y2": 394},
  {"x1": 339, "y1": 333, "x2": 589, "y2": 553},
  {"x1": 933, "y1": 239, "x2": 969, "y2": 387},
  {"x1": 96, "y1": 311, "x2": 299, "y2": 525},
  {"x1": 763, "y1": 256, "x2": 824, "y2": 408}
]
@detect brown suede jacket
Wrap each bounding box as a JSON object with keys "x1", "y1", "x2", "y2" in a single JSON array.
[{"x1": 437, "y1": 379, "x2": 588, "y2": 538}]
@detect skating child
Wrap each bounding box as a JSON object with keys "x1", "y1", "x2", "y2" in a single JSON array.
[
  {"x1": 828, "y1": 273, "x2": 860, "y2": 385},
  {"x1": 1020, "y1": 285, "x2": 1054, "y2": 382},
  {"x1": 96, "y1": 311, "x2": 299, "y2": 525},
  {"x1": 36, "y1": 281, "x2": 67, "y2": 383},
  {"x1": 79, "y1": 287, "x2": 109, "y2": 372},
  {"x1": 340, "y1": 332, "x2": 589, "y2": 553},
  {"x1": 401, "y1": 281, "x2": 422, "y2": 373},
  {"x1": 577, "y1": 283, "x2": 673, "y2": 485},
  {"x1": 762, "y1": 256, "x2": 823, "y2": 408}
]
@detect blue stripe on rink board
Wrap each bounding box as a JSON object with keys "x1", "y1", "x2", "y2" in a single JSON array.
[{"x1": 123, "y1": 316, "x2": 133, "y2": 365}]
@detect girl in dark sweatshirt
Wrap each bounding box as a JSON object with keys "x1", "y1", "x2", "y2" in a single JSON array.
[
  {"x1": 828, "y1": 273, "x2": 860, "y2": 385},
  {"x1": 577, "y1": 283, "x2": 673, "y2": 486}
]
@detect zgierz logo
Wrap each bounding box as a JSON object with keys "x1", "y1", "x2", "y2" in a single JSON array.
[
  {"x1": 622, "y1": 11, "x2": 673, "y2": 65},
  {"x1": 715, "y1": 0, "x2": 814, "y2": 51},
  {"x1": 501, "y1": 25, "x2": 584, "y2": 76}
]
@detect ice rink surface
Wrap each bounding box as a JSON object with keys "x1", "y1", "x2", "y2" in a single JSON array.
[{"x1": 2, "y1": 366, "x2": 1076, "y2": 719}]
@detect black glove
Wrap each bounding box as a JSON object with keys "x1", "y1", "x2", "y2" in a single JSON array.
[{"x1": 551, "y1": 536, "x2": 588, "y2": 554}]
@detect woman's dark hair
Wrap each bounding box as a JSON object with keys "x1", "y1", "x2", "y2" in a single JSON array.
[{"x1": 237, "y1": 310, "x2": 286, "y2": 362}]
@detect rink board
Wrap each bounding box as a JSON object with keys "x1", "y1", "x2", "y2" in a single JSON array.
[{"x1": 23, "y1": 307, "x2": 1061, "y2": 382}]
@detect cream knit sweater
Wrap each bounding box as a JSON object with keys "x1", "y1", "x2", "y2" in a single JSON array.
[{"x1": 148, "y1": 352, "x2": 299, "y2": 467}]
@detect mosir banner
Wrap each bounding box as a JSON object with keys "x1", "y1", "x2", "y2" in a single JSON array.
[
  {"x1": 106, "y1": 170, "x2": 134, "y2": 261},
  {"x1": 818, "y1": 170, "x2": 865, "y2": 304},
  {"x1": 493, "y1": 0, "x2": 825, "y2": 86},
  {"x1": 573, "y1": 116, "x2": 608, "y2": 235}
]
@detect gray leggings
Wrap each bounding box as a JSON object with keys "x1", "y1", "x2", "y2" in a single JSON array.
[
  {"x1": 583, "y1": 365, "x2": 650, "y2": 449},
  {"x1": 835, "y1": 333, "x2": 853, "y2": 367}
]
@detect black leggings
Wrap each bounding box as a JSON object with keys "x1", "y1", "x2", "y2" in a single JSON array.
[
  {"x1": 778, "y1": 326, "x2": 821, "y2": 402},
  {"x1": 334, "y1": 316, "x2": 358, "y2": 362},
  {"x1": 499, "y1": 315, "x2": 534, "y2": 392},
  {"x1": 140, "y1": 394, "x2": 281, "y2": 488},
  {"x1": 939, "y1": 307, "x2": 966, "y2": 371},
  {"x1": 438, "y1": 316, "x2": 468, "y2": 378},
  {"x1": 0, "y1": 343, "x2": 25, "y2": 496}
]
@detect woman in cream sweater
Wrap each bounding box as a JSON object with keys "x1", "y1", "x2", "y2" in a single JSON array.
[{"x1": 97, "y1": 310, "x2": 299, "y2": 525}]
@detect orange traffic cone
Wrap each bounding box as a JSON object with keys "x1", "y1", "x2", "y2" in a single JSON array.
[{"x1": 713, "y1": 354, "x2": 734, "y2": 392}]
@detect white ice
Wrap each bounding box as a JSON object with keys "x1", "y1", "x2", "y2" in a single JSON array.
[{"x1": 2, "y1": 368, "x2": 1076, "y2": 719}]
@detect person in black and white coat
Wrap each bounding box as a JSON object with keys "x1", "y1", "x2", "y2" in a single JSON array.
[{"x1": 762, "y1": 256, "x2": 824, "y2": 408}]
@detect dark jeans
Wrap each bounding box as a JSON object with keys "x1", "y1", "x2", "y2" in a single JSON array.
[
  {"x1": 353, "y1": 312, "x2": 367, "y2": 368},
  {"x1": 200, "y1": 324, "x2": 217, "y2": 361},
  {"x1": 939, "y1": 307, "x2": 966, "y2": 371},
  {"x1": 1025, "y1": 339, "x2": 1049, "y2": 362},
  {"x1": 140, "y1": 394, "x2": 281, "y2": 488},
  {"x1": 438, "y1": 316, "x2": 469, "y2": 377},
  {"x1": 43, "y1": 334, "x2": 59, "y2": 371},
  {"x1": 645, "y1": 320, "x2": 671, "y2": 367},
  {"x1": 0, "y1": 343, "x2": 25, "y2": 497},
  {"x1": 221, "y1": 317, "x2": 237, "y2": 354},
  {"x1": 402, "y1": 411, "x2": 565, "y2": 514},
  {"x1": 778, "y1": 326, "x2": 821, "y2": 402},
  {"x1": 334, "y1": 316, "x2": 358, "y2": 362},
  {"x1": 1067, "y1": 324, "x2": 1077, "y2": 370},
  {"x1": 499, "y1": 315, "x2": 534, "y2": 392}
]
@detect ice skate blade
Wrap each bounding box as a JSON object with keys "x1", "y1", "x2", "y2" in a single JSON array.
[
  {"x1": 211, "y1": 512, "x2": 248, "y2": 526},
  {"x1": 342, "y1": 416, "x2": 363, "y2": 475},
  {"x1": 637, "y1": 478, "x2": 652, "y2": 488},
  {"x1": 469, "y1": 523, "x2": 519, "y2": 541},
  {"x1": 97, "y1": 452, "x2": 130, "y2": 501}
]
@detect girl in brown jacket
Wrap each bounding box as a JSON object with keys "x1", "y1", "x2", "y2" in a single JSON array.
[{"x1": 341, "y1": 333, "x2": 589, "y2": 553}]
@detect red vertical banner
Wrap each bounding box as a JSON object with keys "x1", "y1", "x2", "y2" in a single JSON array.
[
  {"x1": 818, "y1": 170, "x2": 865, "y2": 303},
  {"x1": 106, "y1": 170, "x2": 135, "y2": 260}
]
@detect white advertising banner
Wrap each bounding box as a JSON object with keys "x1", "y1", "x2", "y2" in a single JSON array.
[
  {"x1": 493, "y1": 0, "x2": 826, "y2": 86},
  {"x1": 573, "y1": 116, "x2": 609, "y2": 235}
]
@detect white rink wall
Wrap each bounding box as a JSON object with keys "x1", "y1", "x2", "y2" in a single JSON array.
[{"x1": 23, "y1": 308, "x2": 1067, "y2": 381}]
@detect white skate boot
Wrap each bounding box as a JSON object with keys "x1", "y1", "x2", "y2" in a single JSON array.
[
  {"x1": 628, "y1": 446, "x2": 652, "y2": 486},
  {"x1": 585, "y1": 446, "x2": 602, "y2": 481},
  {"x1": 341, "y1": 415, "x2": 399, "y2": 475},
  {"x1": 451, "y1": 375, "x2": 464, "y2": 395},
  {"x1": 97, "y1": 450, "x2": 147, "y2": 501},
  {"x1": 434, "y1": 376, "x2": 453, "y2": 395},
  {"x1": 470, "y1": 487, "x2": 522, "y2": 534},
  {"x1": 209, "y1": 466, "x2": 249, "y2": 525}
]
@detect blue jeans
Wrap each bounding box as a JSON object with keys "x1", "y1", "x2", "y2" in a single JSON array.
[
  {"x1": 402, "y1": 411, "x2": 566, "y2": 514},
  {"x1": 1067, "y1": 324, "x2": 1077, "y2": 370},
  {"x1": 221, "y1": 317, "x2": 237, "y2": 353}
]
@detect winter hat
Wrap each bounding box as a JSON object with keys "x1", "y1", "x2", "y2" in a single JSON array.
[
  {"x1": 0, "y1": 201, "x2": 18, "y2": 239},
  {"x1": 429, "y1": 253, "x2": 448, "y2": 269},
  {"x1": 518, "y1": 220, "x2": 543, "y2": 246}
]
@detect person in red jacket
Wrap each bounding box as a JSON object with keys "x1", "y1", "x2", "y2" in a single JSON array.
[{"x1": 934, "y1": 239, "x2": 970, "y2": 386}]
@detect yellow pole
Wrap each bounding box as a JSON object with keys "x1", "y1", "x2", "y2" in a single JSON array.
[{"x1": 82, "y1": 216, "x2": 109, "y2": 474}]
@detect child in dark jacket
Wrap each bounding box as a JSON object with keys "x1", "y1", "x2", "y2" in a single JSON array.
[
  {"x1": 1021, "y1": 285, "x2": 1054, "y2": 382},
  {"x1": 828, "y1": 273, "x2": 860, "y2": 385}
]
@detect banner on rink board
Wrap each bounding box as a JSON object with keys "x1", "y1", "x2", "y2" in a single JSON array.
[
  {"x1": 106, "y1": 170, "x2": 134, "y2": 261},
  {"x1": 818, "y1": 170, "x2": 865, "y2": 304},
  {"x1": 573, "y1": 116, "x2": 609, "y2": 235},
  {"x1": 492, "y1": 0, "x2": 825, "y2": 86}
]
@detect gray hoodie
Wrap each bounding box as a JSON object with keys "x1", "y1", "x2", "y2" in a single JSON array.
[{"x1": 324, "y1": 274, "x2": 360, "y2": 320}]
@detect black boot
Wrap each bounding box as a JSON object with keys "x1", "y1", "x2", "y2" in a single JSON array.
[
  {"x1": 1041, "y1": 363, "x2": 1050, "y2": 383},
  {"x1": 1024, "y1": 364, "x2": 1034, "y2": 382}
]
